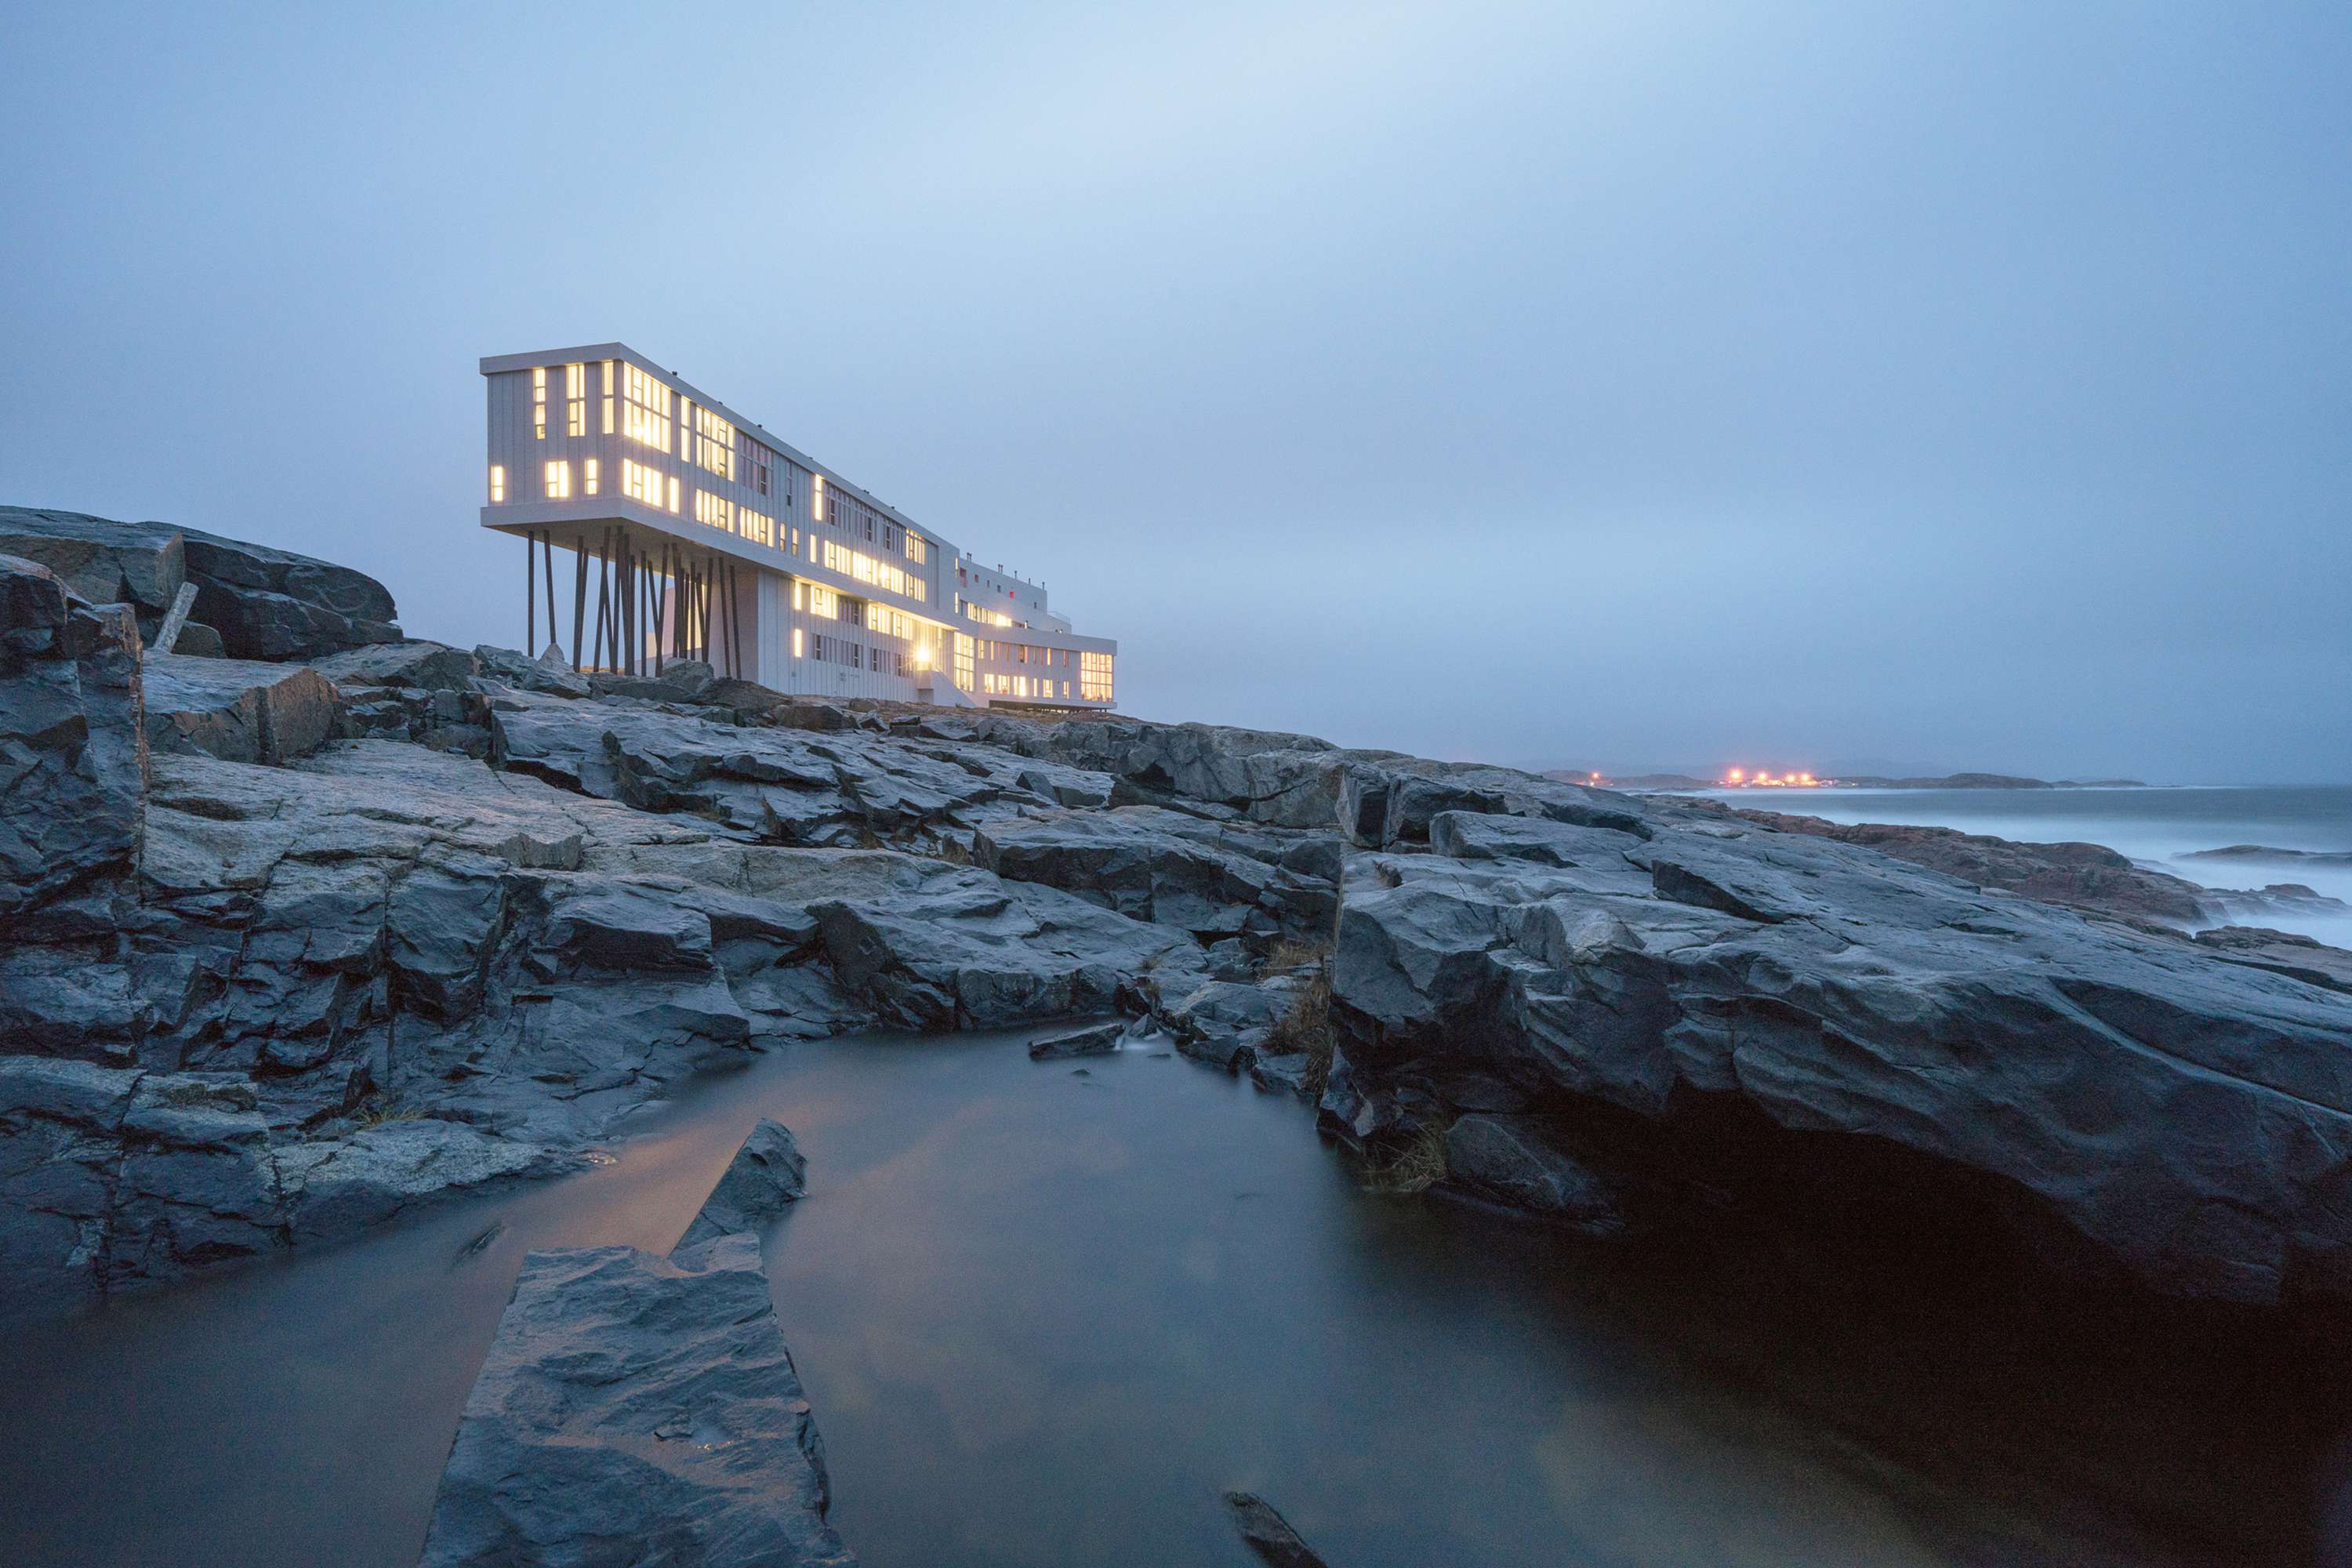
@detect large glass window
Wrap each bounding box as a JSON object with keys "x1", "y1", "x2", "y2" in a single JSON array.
[
  {"x1": 532, "y1": 368, "x2": 547, "y2": 439},
  {"x1": 1080, "y1": 651, "x2": 1115, "y2": 702},
  {"x1": 544, "y1": 460, "x2": 572, "y2": 499},
  {"x1": 693, "y1": 405, "x2": 736, "y2": 480},
  {"x1": 622, "y1": 458, "x2": 675, "y2": 511},
  {"x1": 693, "y1": 490, "x2": 734, "y2": 532},
  {"x1": 621, "y1": 364, "x2": 673, "y2": 452},
  {"x1": 564, "y1": 363, "x2": 586, "y2": 436}
]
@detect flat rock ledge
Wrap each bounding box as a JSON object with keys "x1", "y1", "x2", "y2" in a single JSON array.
[{"x1": 418, "y1": 1236, "x2": 854, "y2": 1568}]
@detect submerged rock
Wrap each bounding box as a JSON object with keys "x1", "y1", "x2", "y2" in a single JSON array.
[
  {"x1": 419, "y1": 1236, "x2": 854, "y2": 1568},
  {"x1": 1028, "y1": 1020, "x2": 1124, "y2": 1060},
  {"x1": 675, "y1": 1118, "x2": 808, "y2": 1251}
]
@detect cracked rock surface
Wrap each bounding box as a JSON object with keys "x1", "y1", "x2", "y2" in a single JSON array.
[{"x1": 5, "y1": 509, "x2": 2352, "y2": 1323}]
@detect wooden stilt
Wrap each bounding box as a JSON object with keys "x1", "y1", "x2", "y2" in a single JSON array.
[
  {"x1": 526, "y1": 530, "x2": 536, "y2": 655},
  {"x1": 728, "y1": 559, "x2": 743, "y2": 681},
  {"x1": 571, "y1": 533, "x2": 588, "y2": 671}
]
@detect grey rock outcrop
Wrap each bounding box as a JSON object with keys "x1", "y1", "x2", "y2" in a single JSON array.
[
  {"x1": 1327, "y1": 807, "x2": 2352, "y2": 1305},
  {"x1": 0, "y1": 553, "x2": 147, "y2": 921},
  {"x1": 143, "y1": 652, "x2": 339, "y2": 764},
  {"x1": 8, "y1": 507, "x2": 2352, "y2": 1328},
  {"x1": 0, "y1": 507, "x2": 401, "y2": 659},
  {"x1": 675, "y1": 1118, "x2": 808, "y2": 1250},
  {"x1": 418, "y1": 1236, "x2": 854, "y2": 1568},
  {"x1": 973, "y1": 804, "x2": 1341, "y2": 943}
]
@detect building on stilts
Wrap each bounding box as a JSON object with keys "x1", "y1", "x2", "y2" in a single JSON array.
[{"x1": 481, "y1": 343, "x2": 1117, "y2": 708}]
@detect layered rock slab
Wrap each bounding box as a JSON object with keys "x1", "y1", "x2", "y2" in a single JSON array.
[
  {"x1": 418, "y1": 1235, "x2": 853, "y2": 1568},
  {"x1": 1328, "y1": 808, "x2": 2352, "y2": 1305},
  {"x1": 676, "y1": 1118, "x2": 808, "y2": 1250}
]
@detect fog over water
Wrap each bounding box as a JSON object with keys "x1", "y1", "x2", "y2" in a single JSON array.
[{"x1": 2, "y1": 2, "x2": 2347, "y2": 780}]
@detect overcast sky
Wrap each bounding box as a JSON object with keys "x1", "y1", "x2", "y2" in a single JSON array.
[{"x1": 3, "y1": 2, "x2": 2345, "y2": 781}]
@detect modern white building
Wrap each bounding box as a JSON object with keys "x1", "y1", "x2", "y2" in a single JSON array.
[{"x1": 480, "y1": 343, "x2": 1116, "y2": 709}]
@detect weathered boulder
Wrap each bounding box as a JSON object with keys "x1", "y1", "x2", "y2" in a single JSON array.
[
  {"x1": 311, "y1": 639, "x2": 481, "y2": 694},
  {"x1": 1330, "y1": 805, "x2": 2352, "y2": 1305},
  {"x1": 973, "y1": 804, "x2": 1341, "y2": 941},
  {"x1": 0, "y1": 508, "x2": 184, "y2": 620},
  {"x1": 419, "y1": 1236, "x2": 854, "y2": 1568},
  {"x1": 1442, "y1": 1113, "x2": 1627, "y2": 1234},
  {"x1": 813, "y1": 869, "x2": 1197, "y2": 1030},
  {"x1": 142, "y1": 652, "x2": 339, "y2": 764},
  {"x1": 0, "y1": 507, "x2": 401, "y2": 659},
  {"x1": 178, "y1": 523, "x2": 401, "y2": 661},
  {"x1": 171, "y1": 620, "x2": 225, "y2": 658},
  {"x1": 674, "y1": 1118, "x2": 808, "y2": 1250},
  {"x1": 0, "y1": 554, "x2": 147, "y2": 920}
]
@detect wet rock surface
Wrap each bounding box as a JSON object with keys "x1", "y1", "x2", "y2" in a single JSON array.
[
  {"x1": 418, "y1": 1235, "x2": 854, "y2": 1568},
  {"x1": 675, "y1": 1117, "x2": 808, "y2": 1250},
  {"x1": 1726, "y1": 806, "x2": 2350, "y2": 928},
  {"x1": 4, "y1": 506, "x2": 2351, "y2": 1329}
]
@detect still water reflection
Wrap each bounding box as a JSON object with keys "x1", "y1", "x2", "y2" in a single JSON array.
[{"x1": 0, "y1": 1031, "x2": 2336, "y2": 1566}]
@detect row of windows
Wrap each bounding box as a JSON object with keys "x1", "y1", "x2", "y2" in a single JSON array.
[
  {"x1": 820, "y1": 538, "x2": 928, "y2": 603},
  {"x1": 981, "y1": 673, "x2": 1076, "y2": 700},
  {"x1": 793, "y1": 630, "x2": 910, "y2": 676},
  {"x1": 693, "y1": 404, "x2": 736, "y2": 481},
  {"x1": 622, "y1": 458, "x2": 676, "y2": 511}
]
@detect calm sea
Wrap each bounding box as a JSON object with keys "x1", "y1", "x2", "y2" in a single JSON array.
[{"x1": 1685, "y1": 785, "x2": 2352, "y2": 947}]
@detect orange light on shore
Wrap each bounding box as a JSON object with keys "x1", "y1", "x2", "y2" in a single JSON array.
[{"x1": 1722, "y1": 765, "x2": 1828, "y2": 789}]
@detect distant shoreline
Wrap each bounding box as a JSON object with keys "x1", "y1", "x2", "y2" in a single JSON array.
[{"x1": 1549, "y1": 770, "x2": 2151, "y2": 793}]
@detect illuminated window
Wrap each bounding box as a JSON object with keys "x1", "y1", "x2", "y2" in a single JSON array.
[
  {"x1": 544, "y1": 460, "x2": 572, "y2": 499},
  {"x1": 811, "y1": 474, "x2": 825, "y2": 521},
  {"x1": 792, "y1": 627, "x2": 804, "y2": 658},
  {"x1": 532, "y1": 368, "x2": 546, "y2": 439},
  {"x1": 584, "y1": 459, "x2": 600, "y2": 495},
  {"x1": 693, "y1": 405, "x2": 736, "y2": 480},
  {"x1": 488, "y1": 464, "x2": 506, "y2": 503},
  {"x1": 565, "y1": 363, "x2": 586, "y2": 436},
  {"x1": 806, "y1": 583, "x2": 838, "y2": 619},
  {"x1": 905, "y1": 532, "x2": 927, "y2": 565},
  {"x1": 953, "y1": 633, "x2": 975, "y2": 691},
  {"x1": 694, "y1": 490, "x2": 734, "y2": 532},
  {"x1": 601, "y1": 361, "x2": 615, "y2": 434},
  {"x1": 738, "y1": 505, "x2": 773, "y2": 546},
  {"x1": 821, "y1": 539, "x2": 929, "y2": 603},
  {"x1": 621, "y1": 364, "x2": 673, "y2": 452},
  {"x1": 622, "y1": 459, "x2": 670, "y2": 509},
  {"x1": 1080, "y1": 650, "x2": 1115, "y2": 702},
  {"x1": 667, "y1": 476, "x2": 679, "y2": 513}
]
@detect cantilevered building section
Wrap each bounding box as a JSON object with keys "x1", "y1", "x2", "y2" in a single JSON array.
[{"x1": 480, "y1": 343, "x2": 1116, "y2": 709}]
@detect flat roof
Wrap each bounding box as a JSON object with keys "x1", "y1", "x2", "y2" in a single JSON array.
[{"x1": 481, "y1": 343, "x2": 1051, "y2": 599}]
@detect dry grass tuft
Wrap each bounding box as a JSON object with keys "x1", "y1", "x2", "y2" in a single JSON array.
[
  {"x1": 350, "y1": 1102, "x2": 426, "y2": 1133},
  {"x1": 1259, "y1": 946, "x2": 1336, "y2": 1096},
  {"x1": 1360, "y1": 1123, "x2": 1449, "y2": 1194}
]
